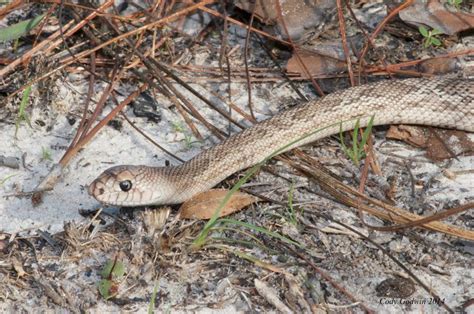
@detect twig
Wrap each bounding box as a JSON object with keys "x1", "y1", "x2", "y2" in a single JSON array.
[{"x1": 336, "y1": 0, "x2": 355, "y2": 86}]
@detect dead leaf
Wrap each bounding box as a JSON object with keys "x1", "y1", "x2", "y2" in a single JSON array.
[
  {"x1": 286, "y1": 50, "x2": 347, "y2": 78},
  {"x1": 386, "y1": 125, "x2": 428, "y2": 147},
  {"x1": 425, "y1": 129, "x2": 474, "y2": 161},
  {"x1": 419, "y1": 57, "x2": 457, "y2": 75},
  {"x1": 399, "y1": 0, "x2": 474, "y2": 35},
  {"x1": 386, "y1": 125, "x2": 474, "y2": 161},
  {"x1": 178, "y1": 189, "x2": 259, "y2": 220},
  {"x1": 235, "y1": 0, "x2": 336, "y2": 41}
]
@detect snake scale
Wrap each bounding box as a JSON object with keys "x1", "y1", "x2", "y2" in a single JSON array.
[{"x1": 89, "y1": 76, "x2": 473, "y2": 206}]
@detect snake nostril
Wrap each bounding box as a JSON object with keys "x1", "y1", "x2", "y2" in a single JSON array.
[{"x1": 98, "y1": 188, "x2": 104, "y2": 195}]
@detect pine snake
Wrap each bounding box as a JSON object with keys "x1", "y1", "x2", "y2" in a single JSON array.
[{"x1": 89, "y1": 76, "x2": 473, "y2": 206}]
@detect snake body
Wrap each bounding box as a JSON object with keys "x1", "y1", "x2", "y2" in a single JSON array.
[{"x1": 89, "y1": 76, "x2": 473, "y2": 206}]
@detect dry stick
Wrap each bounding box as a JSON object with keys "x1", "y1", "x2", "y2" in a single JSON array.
[
  {"x1": 356, "y1": 135, "x2": 383, "y2": 228},
  {"x1": 116, "y1": 103, "x2": 184, "y2": 164},
  {"x1": 98, "y1": 7, "x2": 229, "y2": 141},
  {"x1": 224, "y1": 45, "x2": 237, "y2": 133},
  {"x1": 58, "y1": 0, "x2": 216, "y2": 65},
  {"x1": 69, "y1": 53, "x2": 96, "y2": 148},
  {"x1": 283, "y1": 244, "x2": 375, "y2": 314},
  {"x1": 41, "y1": 46, "x2": 141, "y2": 191},
  {"x1": 336, "y1": 0, "x2": 355, "y2": 87},
  {"x1": 78, "y1": 64, "x2": 120, "y2": 143},
  {"x1": 0, "y1": 0, "x2": 114, "y2": 78},
  {"x1": 381, "y1": 49, "x2": 474, "y2": 72},
  {"x1": 156, "y1": 70, "x2": 226, "y2": 140},
  {"x1": 36, "y1": 0, "x2": 134, "y2": 21},
  {"x1": 151, "y1": 61, "x2": 246, "y2": 129},
  {"x1": 0, "y1": 18, "x2": 72, "y2": 79},
  {"x1": 201, "y1": 5, "x2": 347, "y2": 67},
  {"x1": 144, "y1": 63, "x2": 225, "y2": 140},
  {"x1": 63, "y1": 84, "x2": 149, "y2": 167},
  {"x1": 32, "y1": 3, "x2": 58, "y2": 48},
  {"x1": 35, "y1": 84, "x2": 148, "y2": 192},
  {"x1": 290, "y1": 151, "x2": 474, "y2": 241},
  {"x1": 7, "y1": 0, "x2": 216, "y2": 95},
  {"x1": 124, "y1": 35, "x2": 169, "y2": 69},
  {"x1": 343, "y1": 0, "x2": 396, "y2": 82},
  {"x1": 153, "y1": 70, "x2": 204, "y2": 140},
  {"x1": 206, "y1": 89, "x2": 255, "y2": 123},
  {"x1": 344, "y1": 0, "x2": 375, "y2": 53},
  {"x1": 273, "y1": 0, "x2": 324, "y2": 97},
  {"x1": 357, "y1": 0, "x2": 414, "y2": 81},
  {"x1": 177, "y1": 47, "x2": 471, "y2": 81},
  {"x1": 243, "y1": 1, "x2": 257, "y2": 120},
  {"x1": 301, "y1": 211, "x2": 455, "y2": 314},
  {"x1": 255, "y1": 33, "x2": 308, "y2": 102},
  {"x1": 217, "y1": 0, "x2": 229, "y2": 74},
  {"x1": 0, "y1": 0, "x2": 22, "y2": 19},
  {"x1": 167, "y1": 72, "x2": 399, "y2": 84},
  {"x1": 131, "y1": 69, "x2": 204, "y2": 140},
  {"x1": 200, "y1": 6, "x2": 290, "y2": 48},
  {"x1": 371, "y1": 202, "x2": 474, "y2": 232}
]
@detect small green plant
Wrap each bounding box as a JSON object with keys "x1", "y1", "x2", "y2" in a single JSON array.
[
  {"x1": 339, "y1": 116, "x2": 374, "y2": 167},
  {"x1": 148, "y1": 283, "x2": 159, "y2": 314},
  {"x1": 98, "y1": 258, "x2": 126, "y2": 300},
  {"x1": 15, "y1": 85, "x2": 32, "y2": 137},
  {"x1": 41, "y1": 147, "x2": 52, "y2": 161},
  {"x1": 418, "y1": 26, "x2": 443, "y2": 48},
  {"x1": 448, "y1": 0, "x2": 462, "y2": 9},
  {"x1": 171, "y1": 121, "x2": 195, "y2": 149},
  {"x1": 286, "y1": 181, "x2": 299, "y2": 226}
]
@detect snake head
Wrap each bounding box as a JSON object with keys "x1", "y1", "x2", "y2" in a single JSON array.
[{"x1": 88, "y1": 165, "x2": 175, "y2": 206}]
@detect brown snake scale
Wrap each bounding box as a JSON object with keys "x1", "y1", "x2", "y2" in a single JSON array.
[{"x1": 89, "y1": 76, "x2": 473, "y2": 206}]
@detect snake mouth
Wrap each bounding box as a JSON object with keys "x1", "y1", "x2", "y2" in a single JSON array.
[{"x1": 88, "y1": 179, "x2": 105, "y2": 199}]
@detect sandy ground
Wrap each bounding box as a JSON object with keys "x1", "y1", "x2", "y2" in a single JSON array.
[
  {"x1": 1, "y1": 5, "x2": 473, "y2": 312},
  {"x1": 1, "y1": 76, "x2": 473, "y2": 313},
  {"x1": 1, "y1": 74, "x2": 307, "y2": 233}
]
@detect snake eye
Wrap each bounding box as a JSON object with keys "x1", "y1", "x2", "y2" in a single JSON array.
[{"x1": 119, "y1": 180, "x2": 132, "y2": 192}]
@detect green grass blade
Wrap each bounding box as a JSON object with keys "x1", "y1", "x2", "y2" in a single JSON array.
[
  {"x1": 219, "y1": 218, "x2": 303, "y2": 248},
  {"x1": 15, "y1": 85, "x2": 32, "y2": 137},
  {"x1": 193, "y1": 115, "x2": 376, "y2": 248},
  {"x1": 352, "y1": 118, "x2": 360, "y2": 158},
  {"x1": 0, "y1": 14, "x2": 46, "y2": 42},
  {"x1": 358, "y1": 115, "x2": 375, "y2": 151},
  {"x1": 148, "y1": 283, "x2": 159, "y2": 314}
]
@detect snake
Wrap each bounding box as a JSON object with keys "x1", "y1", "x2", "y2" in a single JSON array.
[{"x1": 88, "y1": 76, "x2": 473, "y2": 206}]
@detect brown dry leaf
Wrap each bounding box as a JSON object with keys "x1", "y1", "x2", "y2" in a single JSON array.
[
  {"x1": 235, "y1": 0, "x2": 335, "y2": 41},
  {"x1": 386, "y1": 125, "x2": 474, "y2": 161},
  {"x1": 286, "y1": 50, "x2": 347, "y2": 78},
  {"x1": 426, "y1": 130, "x2": 474, "y2": 161},
  {"x1": 399, "y1": 0, "x2": 474, "y2": 35},
  {"x1": 178, "y1": 189, "x2": 259, "y2": 220},
  {"x1": 419, "y1": 57, "x2": 457, "y2": 75},
  {"x1": 386, "y1": 125, "x2": 428, "y2": 147}
]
